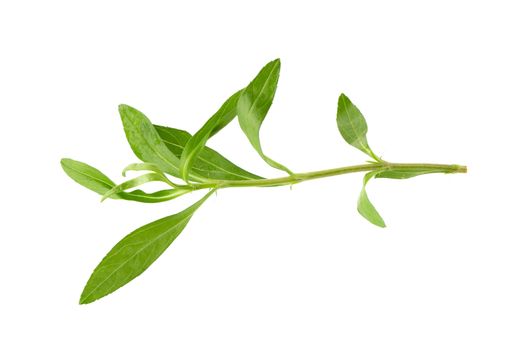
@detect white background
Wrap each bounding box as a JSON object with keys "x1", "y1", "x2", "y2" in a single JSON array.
[{"x1": 1, "y1": 0, "x2": 524, "y2": 349}]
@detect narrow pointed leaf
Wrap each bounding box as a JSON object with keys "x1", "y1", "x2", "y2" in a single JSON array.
[
  {"x1": 79, "y1": 190, "x2": 215, "y2": 304},
  {"x1": 101, "y1": 173, "x2": 190, "y2": 202},
  {"x1": 119, "y1": 104, "x2": 206, "y2": 181},
  {"x1": 61, "y1": 158, "x2": 189, "y2": 203},
  {"x1": 120, "y1": 189, "x2": 192, "y2": 203},
  {"x1": 61, "y1": 158, "x2": 120, "y2": 198},
  {"x1": 237, "y1": 58, "x2": 293, "y2": 175},
  {"x1": 357, "y1": 171, "x2": 386, "y2": 227},
  {"x1": 121, "y1": 162, "x2": 177, "y2": 187},
  {"x1": 180, "y1": 90, "x2": 242, "y2": 181},
  {"x1": 209, "y1": 91, "x2": 243, "y2": 137},
  {"x1": 337, "y1": 94, "x2": 379, "y2": 160},
  {"x1": 155, "y1": 125, "x2": 262, "y2": 181},
  {"x1": 122, "y1": 162, "x2": 166, "y2": 177},
  {"x1": 376, "y1": 169, "x2": 443, "y2": 179}
]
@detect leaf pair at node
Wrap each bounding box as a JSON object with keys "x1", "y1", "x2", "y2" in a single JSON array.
[
  {"x1": 336, "y1": 93, "x2": 442, "y2": 227},
  {"x1": 63, "y1": 58, "x2": 295, "y2": 303},
  {"x1": 61, "y1": 58, "x2": 466, "y2": 304},
  {"x1": 336, "y1": 93, "x2": 387, "y2": 227}
]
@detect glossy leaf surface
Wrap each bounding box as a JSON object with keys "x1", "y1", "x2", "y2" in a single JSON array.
[
  {"x1": 337, "y1": 94, "x2": 378, "y2": 160},
  {"x1": 357, "y1": 171, "x2": 386, "y2": 227},
  {"x1": 80, "y1": 190, "x2": 215, "y2": 304},
  {"x1": 61, "y1": 158, "x2": 120, "y2": 198},
  {"x1": 101, "y1": 173, "x2": 191, "y2": 202},
  {"x1": 61, "y1": 158, "x2": 187, "y2": 203},
  {"x1": 122, "y1": 189, "x2": 194, "y2": 203},
  {"x1": 122, "y1": 162, "x2": 168, "y2": 178},
  {"x1": 155, "y1": 125, "x2": 262, "y2": 181},
  {"x1": 376, "y1": 169, "x2": 443, "y2": 179},
  {"x1": 119, "y1": 104, "x2": 187, "y2": 179},
  {"x1": 180, "y1": 90, "x2": 241, "y2": 181},
  {"x1": 237, "y1": 59, "x2": 293, "y2": 174}
]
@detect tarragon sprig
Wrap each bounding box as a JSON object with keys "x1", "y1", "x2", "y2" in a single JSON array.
[{"x1": 61, "y1": 58, "x2": 467, "y2": 304}]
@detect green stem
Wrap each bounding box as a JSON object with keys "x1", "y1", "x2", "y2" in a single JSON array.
[{"x1": 193, "y1": 162, "x2": 467, "y2": 190}]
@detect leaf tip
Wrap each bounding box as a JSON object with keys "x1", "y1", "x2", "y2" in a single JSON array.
[
  {"x1": 118, "y1": 104, "x2": 128, "y2": 120},
  {"x1": 60, "y1": 157, "x2": 76, "y2": 167},
  {"x1": 79, "y1": 290, "x2": 96, "y2": 305},
  {"x1": 265, "y1": 58, "x2": 281, "y2": 71},
  {"x1": 60, "y1": 158, "x2": 77, "y2": 175},
  {"x1": 118, "y1": 104, "x2": 136, "y2": 121},
  {"x1": 358, "y1": 208, "x2": 387, "y2": 228},
  {"x1": 338, "y1": 93, "x2": 350, "y2": 102},
  {"x1": 79, "y1": 285, "x2": 92, "y2": 304},
  {"x1": 118, "y1": 104, "x2": 130, "y2": 112},
  {"x1": 60, "y1": 158, "x2": 69, "y2": 169}
]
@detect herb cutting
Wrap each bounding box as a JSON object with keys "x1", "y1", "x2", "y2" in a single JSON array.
[{"x1": 62, "y1": 59, "x2": 467, "y2": 304}]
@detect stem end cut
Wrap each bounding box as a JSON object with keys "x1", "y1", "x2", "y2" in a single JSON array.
[{"x1": 455, "y1": 165, "x2": 468, "y2": 173}]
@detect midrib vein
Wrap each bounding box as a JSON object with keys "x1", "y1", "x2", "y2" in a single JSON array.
[{"x1": 82, "y1": 216, "x2": 192, "y2": 301}]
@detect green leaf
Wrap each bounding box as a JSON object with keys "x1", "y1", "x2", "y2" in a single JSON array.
[
  {"x1": 209, "y1": 91, "x2": 243, "y2": 138},
  {"x1": 237, "y1": 58, "x2": 293, "y2": 175},
  {"x1": 180, "y1": 90, "x2": 242, "y2": 182},
  {"x1": 119, "y1": 104, "x2": 206, "y2": 181},
  {"x1": 376, "y1": 169, "x2": 443, "y2": 179},
  {"x1": 79, "y1": 190, "x2": 215, "y2": 304},
  {"x1": 122, "y1": 162, "x2": 167, "y2": 177},
  {"x1": 155, "y1": 125, "x2": 262, "y2": 181},
  {"x1": 61, "y1": 158, "x2": 188, "y2": 203},
  {"x1": 337, "y1": 94, "x2": 379, "y2": 161},
  {"x1": 61, "y1": 158, "x2": 120, "y2": 198},
  {"x1": 121, "y1": 189, "x2": 194, "y2": 203},
  {"x1": 357, "y1": 171, "x2": 386, "y2": 227},
  {"x1": 101, "y1": 173, "x2": 191, "y2": 202},
  {"x1": 121, "y1": 162, "x2": 178, "y2": 189}
]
